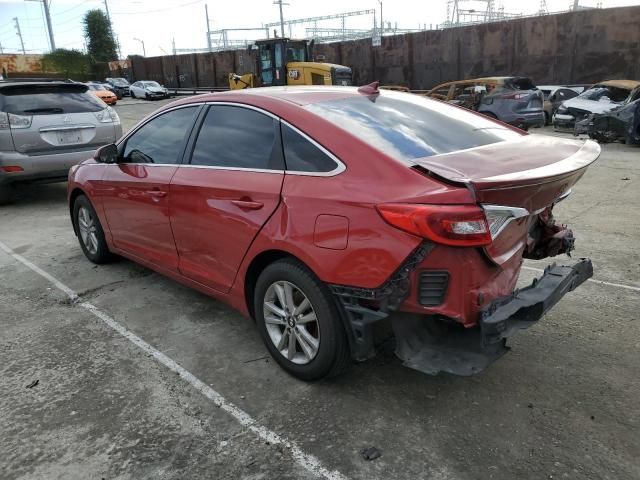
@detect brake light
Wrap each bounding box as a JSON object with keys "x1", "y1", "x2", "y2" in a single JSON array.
[
  {"x1": 501, "y1": 92, "x2": 528, "y2": 100},
  {"x1": 1, "y1": 166, "x2": 24, "y2": 173},
  {"x1": 0, "y1": 112, "x2": 32, "y2": 129},
  {"x1": 376, "y1": 204, "x2": 492, "y2": 247}
]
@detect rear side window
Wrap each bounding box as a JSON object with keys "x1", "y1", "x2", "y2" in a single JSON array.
[
  {"x1": 190, "y1": 105, "x2": 283, "y2": 170},
  {"x1": 0, "y1": 85, "x2": 105, "y2": 115},
  {"x1": 505, "y1": 77, "x2": 536, "y2": 91},
  {"x1": 122, "y1": 106, "x2": 198, "y2": 164},
  {"x1": 305, "y1": 91, "x2": 522, "y2": 161},
  {"x1": 281, "y1": 124, "x2": 338, "y2": 173}
]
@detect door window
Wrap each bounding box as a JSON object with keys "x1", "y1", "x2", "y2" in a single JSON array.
[
  {"x1": 281, "y1": 124, "x2": 338, "y2": 173},
  {"x1": 190, "y1": 105, "x2": 283, "y2": 170},
  {"x1": 122, "y1": 106, "x2": 198, "y2": 164}
]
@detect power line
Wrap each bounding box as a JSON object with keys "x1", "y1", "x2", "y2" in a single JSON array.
[{"x1": 111, "y1": 0, "x2": 203, "y2": 15}]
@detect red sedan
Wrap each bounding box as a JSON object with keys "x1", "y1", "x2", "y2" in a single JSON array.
[{"x1": 67, "y1": 84, "x2": 599, "y2": 380}]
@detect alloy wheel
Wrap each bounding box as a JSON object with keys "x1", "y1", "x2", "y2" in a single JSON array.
[
  {"x1": 263, "y1": 281, "x2": 320, "y2": 365},
  {"x1": 78, "y1": 206, "x2": 99, "y2": 255}
]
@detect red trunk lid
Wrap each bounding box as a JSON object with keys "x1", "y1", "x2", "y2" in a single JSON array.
[
  {"x1": 413, "y1": 136, "x2": 600, "y2": 264},
  {"x1": 413, "y1": 136, "x2": 600, "y2": 211}
]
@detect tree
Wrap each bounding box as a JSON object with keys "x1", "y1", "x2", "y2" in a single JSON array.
[
  {"x1": 83, "y1": 9, "x2": 118, "y2": 62},
  {"x1": 42, "y1": 49, "x2": 92, "y2": 80}
]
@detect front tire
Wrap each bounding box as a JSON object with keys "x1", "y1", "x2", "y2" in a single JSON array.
[
  {"x1": 254, "y1": 259, "x2": 351, "y2": 381},
  {"x1": 73, "y1": 195, "x2": 112, "y2": 264},
  {"x1": 130, "y1": 91, "x2": 135, "y2": 99}
]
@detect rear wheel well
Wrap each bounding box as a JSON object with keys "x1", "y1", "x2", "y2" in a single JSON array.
[
  {"x1": 69, "y1": 188, "x2": 87, "y2": 235},
  {"x1": 244, "y1": 250, "x2": 305, "y2": 320}
]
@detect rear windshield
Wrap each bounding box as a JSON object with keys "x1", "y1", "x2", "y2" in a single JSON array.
[
  {"x1": 0, "y1": 85, "x2": 105, "y2": 115},
  {"x1": 304, "y1": 91, "x2": 522, "y2": 161},
  {"x1": 578, "y1": 85, "x2": 630, "y2": 103},
  {"x1": 504, "y1": 77, "x2": 536, "y2": 91}
]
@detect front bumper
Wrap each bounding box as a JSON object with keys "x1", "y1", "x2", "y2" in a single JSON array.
[
  {"x1": 392, "y1": 259, "x2": 593, "y2": 376},
  {"x1": 553, "y1": 113, "x2": 576, "y2": 130}
]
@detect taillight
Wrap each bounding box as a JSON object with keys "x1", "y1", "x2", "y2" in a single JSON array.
[
  {"x1": 0, "y1": 112, "x2": 32, "y2": 129},
  {"x1": 376, "y1": 204, "x2": 492, "y2": 247},
  {"x1": 501, "y1": 92, "x2": 528, "y2": 100},
  {"x1": 1, "y1": 166, "x2": 24, "y2": 173}
]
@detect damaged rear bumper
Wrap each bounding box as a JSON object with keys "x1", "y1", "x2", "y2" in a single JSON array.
[{"x1": 393, "y1": 258, "x2": 593, "y2": 376}]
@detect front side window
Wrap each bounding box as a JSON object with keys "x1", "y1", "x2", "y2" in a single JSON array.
[
  {"x1": 122, "y1": 106, "x2": 198, "y2": 164},
  {"x1": 190, "y1": 105, "x2": 282, "y2": 170},
  {"x1": 281, "y1": 124, "x2": 338, "y2": 173}
]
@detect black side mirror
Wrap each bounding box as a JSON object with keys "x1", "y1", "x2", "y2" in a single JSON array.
[{"x1": 95, "y1": 143, "x2": 118, "y2": 164}]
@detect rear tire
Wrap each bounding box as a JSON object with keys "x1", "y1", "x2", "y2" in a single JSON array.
[
  {"x1": 0, "y1": 185, "x2": 12, "y2": 205},
  {"x1": 254, "y1": 258, "x2": 351, "y2": 381},
  {"x1": 73, "y1": 195, "x2": 113, "y2": 264}
]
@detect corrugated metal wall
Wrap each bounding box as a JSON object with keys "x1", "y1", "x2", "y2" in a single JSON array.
[{"x1": 129, "y1": 5, "x2": 640, "y2": 89}]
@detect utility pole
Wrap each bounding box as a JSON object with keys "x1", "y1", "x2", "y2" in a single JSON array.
[
  {"x1": 274, "y1": 0, "x2": 287, "y2": 39},
  {"x1": 103, "y1": 0, "x2": 111, "y2": 20},
  {"x1": 42, "y1": 1, "x2": 55, "y2": 51},
  {"x1": 134, "y1": 37, "x2": 146, "y2": 57},
  {"x1": 24, "y1": 0, "x2": 55, "y2": 51},
  {"x1": 172, "y1": 37, "x2": 176, "y2": 55},
  {"x1": 205, "y1": 4, "x2": 212, "y2": 52},
  {"x1": 13, "y1": 18, "x2": 26, "y2": 54},
  {"x1": 378, "y1": 0, "x2": 383, "y2": 35}
]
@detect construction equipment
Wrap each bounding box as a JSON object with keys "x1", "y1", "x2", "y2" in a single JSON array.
[{"x1": 228, "y1": 38, "x2": 352, "y2": 90}]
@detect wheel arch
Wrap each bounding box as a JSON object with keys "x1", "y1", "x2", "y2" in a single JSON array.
[
  {"x1": 69, "y1": 187, "x2": 88, "y2": 236},
  {"x1": 243, "y1": 249, "x2": 306, "y2": 320}
]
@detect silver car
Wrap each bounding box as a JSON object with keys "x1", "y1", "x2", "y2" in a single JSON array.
[{"x1": 0, "y1": 81, "x2": 122, "y2": 204}]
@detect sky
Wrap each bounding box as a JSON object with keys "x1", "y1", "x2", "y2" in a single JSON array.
[{"x1": 1, "y1": 0, "x2": 639, "y2": 58}]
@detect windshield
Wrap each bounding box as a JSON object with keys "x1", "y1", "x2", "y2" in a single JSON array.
[
  {"x1": 285, "y1": 43, "x2": 307, "y2": 62},
  {"x1": 0, "y1": 85, "x2": 105, "y2": 114},
  {"x1": 578, "y1": 85, "x2": 630, "y2": 103},
  {"x1": 305, "y1": 91, "x2": 522, "y2": 161},
  {"x1": 110, "y1": 78, "x2": 129, "y2": 86},
  {"x1": 143, "y1": 81, "x2": 161, "y2": 88}
]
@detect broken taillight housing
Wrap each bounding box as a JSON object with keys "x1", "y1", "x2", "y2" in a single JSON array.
[{"x1": 376, "y1": 204, "x2": 492, "y2": 247}]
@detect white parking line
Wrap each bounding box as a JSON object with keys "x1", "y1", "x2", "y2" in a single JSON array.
[
  {"x1": 522, "y1": 265, "x2": 640, "y2": 293},
  {"x1": 0, "y1": 240, "x2": 349, "y2": 480}
]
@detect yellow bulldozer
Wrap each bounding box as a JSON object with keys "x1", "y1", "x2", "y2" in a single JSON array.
[{"x1": 229, "y1": 38, "x2": 352, "y2": 89}]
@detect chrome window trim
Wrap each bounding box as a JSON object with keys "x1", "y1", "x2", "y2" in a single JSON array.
[{"x1": 112, "y1": 101, "x2": 346, "y2": 176}]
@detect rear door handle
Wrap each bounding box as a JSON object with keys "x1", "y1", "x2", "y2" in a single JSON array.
[
  {"x1": 231, "y1": 199, "x2": 264, "y2": 210},
  {"x1": 145, "y1": 189, "x2": 167, "y2": 198}
]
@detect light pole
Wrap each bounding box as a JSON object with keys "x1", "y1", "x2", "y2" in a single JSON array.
[
  {"x1": 378, "y1": 0, "x2": 383, "y2": 35},
  {"x1": 25, "y1": 0, "x2": 55, "y2": 51},
  {"x1": 273, "y1": 0, "x2": 288, "y2": 38},
  {"x1": 133, "y1": 37, "x2": 146, "y2": 57}
]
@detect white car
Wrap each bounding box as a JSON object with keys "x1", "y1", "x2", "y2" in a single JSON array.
[{"x1": 129, "y1": 81, "x2": 169, "y2": 100}]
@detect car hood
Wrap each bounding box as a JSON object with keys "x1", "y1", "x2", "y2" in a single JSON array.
[
  {"x1": 561, "y1": 96, "x2": 619, "y2": 114},
  {"x1": 146, "y1": 87, "x2": 165, "y2": 93}
]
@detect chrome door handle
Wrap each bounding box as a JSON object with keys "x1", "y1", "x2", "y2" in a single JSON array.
[{"x1": 231, "y1": 199, "x2": 264, "y2": 210}]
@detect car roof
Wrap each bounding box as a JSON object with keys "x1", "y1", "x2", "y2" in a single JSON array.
[
  {"x1": 179, "y1": 86, "x2": 364, "y2": 106},
  {"x1": 596, "y1": 80, "x2": 640, "y2": 90},
  {"x1": 0, "y1": 81, "x2": 87, "y2": 91}
]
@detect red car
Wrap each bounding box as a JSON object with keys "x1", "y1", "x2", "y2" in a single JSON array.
[{"x1": 67, "y1": 84, "x2": 599, "y2": 380}]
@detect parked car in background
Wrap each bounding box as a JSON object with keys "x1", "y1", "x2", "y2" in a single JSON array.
[
  {"x1": 538, "y1": 85, "x2": 581, "y2": 124},
  {"x1": 68, "y1": 85, "x2": 598, "y2": 380},
  {"x1": 129, "y1": 81, "x2": 170, "y2": 100},
  {"x1": 553, "y1": 80, "x2": 640, "y2": 131},
  {"x1": 425, "y1": 76, "x2": 545, "y2": 130},
  {"x1": 86, "y1": 82, "x2": 118, "y2": 105},
  {"x1": 104, "y1": 77, "x2": 131, "y2": 99},
  {"x1": 575, "y1": 85, "x2": 640, "y2": 144},
  {"x1": 0, "y1": 80, "x2": 122, "y2": 204}
]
